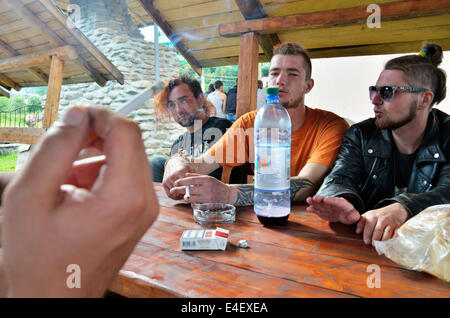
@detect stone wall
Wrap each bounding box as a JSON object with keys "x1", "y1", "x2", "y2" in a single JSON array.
[{"x1": 57, "y1": 0, "x2": 185, "y2": 158}]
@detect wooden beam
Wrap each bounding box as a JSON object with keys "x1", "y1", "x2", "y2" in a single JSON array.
[
  {"x1": 0, "y1": 86, "x2": 10, "y2": 98},
  {"x1": 0, "y1": 37, "x2": 49, "y2": 83},
  {"x1": 0, "y1": 128, "x2": 45, "y2": 145},
  {"x1": 43, "y1": 56, "x2": 64, "y2": 128},
  {"x1": 220, "y1": 0, "x2": 450, "y2": 37},
  {"x1": 0, "y1": 74, "x2": 21, "y2": 91},
  {"x1": 236, "y1": 32, "x2": 259, "y2": 119},
  {"x1": 28, "y1": 67, "x2": 49, "y2": 83},
  {"x1": 0, "y1": 45, "x2": 78, "y2": 72},
  {"x1": 0, "y1": 38, "x2": 17, "y2": 56},
  {"x1": 74, "y1": 57, "x2": 108, "y2": 87},
  {"x1": 138, "y1": 0, "x2": 203, "y2": 75},
  {"x1": 10, "y1": 0, "x2": 65, "y2": 47},
  {"x1": 39, "y1": 0, "x2": 125, "y2": 85},
  {"x1": 234, "y1": 0, "x2": 280, "y2": 60},
  {"x1": 307, "y1": 38, "x2": 450, "y2": 59},
  {"x1": 199, "y1": 54, "x2": 267, "y2": 68}
]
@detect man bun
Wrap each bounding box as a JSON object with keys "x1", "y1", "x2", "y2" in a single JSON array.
[
  {"x1": 385, "y1": 42, "x2": 446, "y2": 106},
  {"x1": 421, "y1": 42, "x2": 443, "y2": 67}
]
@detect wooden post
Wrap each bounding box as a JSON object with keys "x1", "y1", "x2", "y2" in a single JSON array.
[
  {"x1": 236, "y1": 32, "x2": 259, "y2": 119},
  {"x1": 44, "y1": 55, "x2": 64, "y2": 128}
]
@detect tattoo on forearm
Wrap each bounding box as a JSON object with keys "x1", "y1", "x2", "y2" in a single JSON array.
[
  {"x1": 234, "y1": 178, "x2": 313, "y2": 206},
  {"x1": 290, "y1": 178, "x2": 314, "y2": 200},
  {"x1": 235, "y1": 184, "x2": 254, "y2": 206}
]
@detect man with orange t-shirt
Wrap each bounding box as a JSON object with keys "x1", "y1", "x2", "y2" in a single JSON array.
[{"x1": 162, "y1": 42, "x2": 349, "y2": 205}]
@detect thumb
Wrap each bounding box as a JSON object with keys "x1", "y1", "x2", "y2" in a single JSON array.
[
  {"x1": 11, "y1": 106, "x2": 90, "y2": 208},
  {"x1": 343, "y1": 209, "x2": 361, "y2": 225}
]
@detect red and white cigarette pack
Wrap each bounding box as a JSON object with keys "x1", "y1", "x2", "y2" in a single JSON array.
[{"x1": 180, "y1": 227, "x2": 229, "y2": 250}]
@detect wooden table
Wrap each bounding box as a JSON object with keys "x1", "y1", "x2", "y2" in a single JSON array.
[{"x1": 108, "y1": 184, "x2": 449, "y2": 298}]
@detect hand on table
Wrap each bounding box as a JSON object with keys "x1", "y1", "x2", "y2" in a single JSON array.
[
  {"x1": 356, "y1": 202, "x2": 409, "y2": 246},
  {"x1": 1, "y1": 105, "x2": 159, "y2": 297},
  {"x1": 172, "y1": 173, "x2": 234, "y2": 204},
  {"x1": 307, "y1": 196, "x2": 409, "y2": 246},
  {"x1": 306, "y1": 196, "x2": 361, "y2": 225}
]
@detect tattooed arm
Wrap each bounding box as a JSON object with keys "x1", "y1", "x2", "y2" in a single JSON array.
[
  {"x1": 232, "y1": 179, "x2": 313, "y2": 206},
  {"x1": 234, "y1": 184, "x2": 254, "y2": 206},
  {"x1": 231, "y1": 162, "x2": 330, "y2": 206},
  {"x1": 174, "y1": 162, "x2": 331, "y2": 206},
  {"x1": 291, "y1": 162, "x2": 331, "y2": 203}
]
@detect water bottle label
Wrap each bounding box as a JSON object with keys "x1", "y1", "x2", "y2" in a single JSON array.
[{"x1": 255, "y1": 146, "x2": 290, "y2": 191}]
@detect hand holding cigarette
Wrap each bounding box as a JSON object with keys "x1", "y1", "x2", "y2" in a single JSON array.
[{"x1": 184, "y1": 185, "x2": 190, "y2": 199}]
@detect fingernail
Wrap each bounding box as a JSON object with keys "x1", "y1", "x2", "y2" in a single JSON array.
[{"x1": 62, "y1": 107, "x2": 85, "y2": 127}]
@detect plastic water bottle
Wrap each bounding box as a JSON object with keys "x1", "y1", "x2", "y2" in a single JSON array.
[{"x1": 254, "y1": 87, "x2": 291, "y2": 225}]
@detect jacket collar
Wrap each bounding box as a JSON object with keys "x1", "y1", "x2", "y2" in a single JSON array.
[{"x1": 364, "y1": 110, "x2": 446, "y2": 163}]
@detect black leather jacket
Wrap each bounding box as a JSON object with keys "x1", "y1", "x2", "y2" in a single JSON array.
[{"x1": 317, "y1": 109, "x2": 450, "y2": 217}]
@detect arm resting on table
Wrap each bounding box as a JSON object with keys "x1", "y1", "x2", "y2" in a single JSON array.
[{"x1": 229, "y1": 162, "x2": 330, "y2": 206}]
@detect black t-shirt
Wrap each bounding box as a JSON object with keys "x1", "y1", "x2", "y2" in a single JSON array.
[
  {"x1": 225, "y1": 86, "x2": 237, "y2": 114},
  {"x1": 393, "y1": 147, "x2": 418, "y2": 196},
  {"x1": 170, "y1": 117, "x2": 232, "y2": 180}
]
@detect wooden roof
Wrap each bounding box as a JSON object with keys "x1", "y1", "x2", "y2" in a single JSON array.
[
  {"x1": 54, "y1": 0, "x2": 155, "y2": 27},
  {"x1": 0, "y1": 0, "x2": 124, "y2": 92},
  {"x1": 50, "y1": 1, "x2": 450, "y2": 75},
  {"x1": 142, "y1": 0, "x2": 449, "y2": 72}
]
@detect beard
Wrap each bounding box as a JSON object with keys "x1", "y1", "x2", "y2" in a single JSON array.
[
  {"x1": 375, "y1": 99, "x2": 418, "y2": 130},
  {"x1": 175, "y1": 104, "x2": 205, "y2": 127},
  {"x1": 175, "y1": 113, "x2": 196, "y2": 127},
  {"x1": 280, "y1": 93, "x2": 304, "y2": 109}
]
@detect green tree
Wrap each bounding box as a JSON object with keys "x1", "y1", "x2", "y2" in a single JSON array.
[
  {"x1": 28, "y1": 95, "x2": 42, "y2": 106},
  {"x1": 10, "y1": 95, "x2": 26, "y2": 110},
  {"x1": 27, "y1": 95, "x2": 43, "y2": 112},
  {"x1": 0, "y1": 97, "x2": 10, "y2": 111}
]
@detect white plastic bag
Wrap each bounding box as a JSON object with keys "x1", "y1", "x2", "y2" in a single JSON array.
[{"x1": 374, "y1": 204, "x2": 450, "y2": 282}]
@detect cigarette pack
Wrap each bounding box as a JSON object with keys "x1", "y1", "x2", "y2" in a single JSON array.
[{"x1": 180, "y1": 227, "x2": 229, "y2": 250}]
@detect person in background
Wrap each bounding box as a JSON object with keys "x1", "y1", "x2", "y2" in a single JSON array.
[
  {"x1": 162, "y1": 42, "x2": 349, "y2": 206},
  {"x1": 207, "y1": 80, "x2": 227, "y2": 118},
  {"x1": 150, "y1": 75, "x2": 232, "y2": 182},
  {"x1": 0, "y1": 105, "x2": 159, "y2": 297},
  {"x1": 307, "y1": 43, "x2": 449, "y2": 246},
  {"x1": 205, "y1": 83, "x2": 215, "y2": 96},
  {"x1": 256, "y1": 79, "x2": 267, "y2": 109},
  {"x1": 225, "y1": 78, "x2": 238, "y2": 122}
]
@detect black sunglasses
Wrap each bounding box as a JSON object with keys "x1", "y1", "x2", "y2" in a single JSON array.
[{"x1": 369, "y1": 86, "x2": 428, "y2": 102}]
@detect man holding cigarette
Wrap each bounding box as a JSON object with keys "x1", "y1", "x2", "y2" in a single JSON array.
[
  {"x1": 150, "y1": 75, "x2": 232, "y2": 183},
  {"x1": 162, "y1": 42, "x2": 349, "y2": 206}
]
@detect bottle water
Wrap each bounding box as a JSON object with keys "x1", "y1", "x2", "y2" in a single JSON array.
[{"x1": 254, "y1": 87, "x2": 291, "y2": 225}]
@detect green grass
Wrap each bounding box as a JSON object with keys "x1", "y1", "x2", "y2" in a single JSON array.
[{"x1": 0, "y1": 152, "x2": 18, "y2": 172}]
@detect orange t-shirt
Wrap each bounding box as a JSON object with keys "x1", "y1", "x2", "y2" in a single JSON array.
[{"x1": 208, "y1": 106, "x2": 349, "y2": 176}]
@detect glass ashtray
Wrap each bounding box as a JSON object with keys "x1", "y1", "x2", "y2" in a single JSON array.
[{"x1": 192, "y1": 203, "x2": 236, "y2": 225}]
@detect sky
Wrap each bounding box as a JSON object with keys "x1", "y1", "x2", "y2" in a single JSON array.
[
  {"x1": 140, "y1": 25, "x2": 170, "y2": 43},
  {"x1": 141, "y1": 26, "x2": 450, "y2": 123},
  {"x1": 307, "y1": 52, "x2": 450, "y2": 123}
]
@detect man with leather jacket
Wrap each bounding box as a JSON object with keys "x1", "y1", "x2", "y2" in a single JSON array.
[{"x1": 307, "y1": 43, "x2": 449, "y2": 246}]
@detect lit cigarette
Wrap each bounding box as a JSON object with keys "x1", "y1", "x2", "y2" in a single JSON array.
[{"x1": 185, "y1": 185, "x2": 190, "y2": 199}]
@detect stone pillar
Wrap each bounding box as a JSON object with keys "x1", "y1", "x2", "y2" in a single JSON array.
[{"x1": 58, "y1": 0, "x2": 183, "y2": 158}]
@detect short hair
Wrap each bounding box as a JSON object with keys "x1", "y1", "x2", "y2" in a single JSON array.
[
  {"x1": 154, "y1": 75, "x2": 215, "y2": 120},
  {"x1": 257, "y1": 80, "x2": 263, "y2": 89},
  {"x1": 214, "y1": 80, "x2": 223, "y2": 89},
  {"x1": 272, "y1": 42, "x2": 312, "y2": 80},
  {"x1": 385, "y1": 43, "x2": 446, "y2": 107}
]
